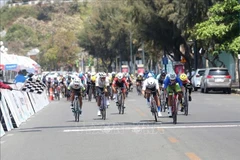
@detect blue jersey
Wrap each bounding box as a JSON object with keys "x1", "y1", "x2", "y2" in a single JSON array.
[{"x1": 163, "y1": 76, "x2": 183, "y2": 89}]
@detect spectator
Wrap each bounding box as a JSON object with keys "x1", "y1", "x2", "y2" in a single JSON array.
[
  {"x1": 0, "y1": 69, "x2": 12, "y2": 101},
  {"x1": 14, "y1": 70, "x2": 26, "y2": 83},
  {"x1": 0, "y1": 81, "x2": 12, "y2": 90}
]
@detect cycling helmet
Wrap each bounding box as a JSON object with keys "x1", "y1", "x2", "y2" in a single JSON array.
[
  {"x1": 79, "y1": 73, "x2": 83, "y2": 78},
  {"x1": 99, "y1": 72, "x2": 106, "y2": 78},
  {"x1": 169, "y1": 73, "x2": 177, "y2": 80},
  {"x1": 117, "y1": 73, "x2": 124, "y2": 80},
  {"x1": 73, "y1": 79, "x2": 80, "y2": 86},
  {"x1": 147, "y1": 78, "x2": 156, "y2": 88},
  {"x1": 180, "y1": 73, "x2": 188, "y2": 81},
  {"x1": 147, "y1": 73, "x2": 153, "y2": 78}
]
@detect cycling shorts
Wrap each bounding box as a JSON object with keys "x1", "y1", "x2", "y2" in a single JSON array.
[{"x1": 166, "y1": 83, "x2": 181, "y2": 95}]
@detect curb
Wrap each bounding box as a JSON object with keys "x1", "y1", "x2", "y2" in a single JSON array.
[{"x1": 231, "y1": 88, "x2": 240, "y2": 94}]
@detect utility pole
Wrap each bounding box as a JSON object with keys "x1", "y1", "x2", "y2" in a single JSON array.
[
  {"x1": 130, "y1": 31, "x2": 133, "y2": 74},
  {"x1": 142, "y1": 41, "x2": 145, "y2": 68},
  {"x1": 238, "y1": 0, "x2": 240, "y2": 89},
  {"x1": 194, "y1": 40, "x2": 198, "y2": 71}
]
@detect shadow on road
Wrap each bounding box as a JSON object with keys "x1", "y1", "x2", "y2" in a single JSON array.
[{"x1": 14, "y1": 120, "x2": 240, "y2": 133}]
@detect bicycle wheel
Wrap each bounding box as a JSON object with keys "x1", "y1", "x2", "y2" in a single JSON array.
[
  {"x1": 172, "y1": 95, "x2": 177, "y2": 124},
  {"x1": 101, "y1": 95, "x2": 106, "y2": 120},
  {"x1": 151, "y1": 98, "x2": 157, "y2": 122},
  {"x1": 121, "y1": 93, "x2": 125, "y2": 114},
  {"x1": 184, "y1": 92, "x2": 188, "y2": 116},
  {"x1": 102, "y1": 108, "x2": 106, "y2": 120},
  {"x1": 88, "y1": 86, "x2": 92, "y2": 101},
  {"x1": 118, "y1": 93, "x2": 122, "y2": 114}
]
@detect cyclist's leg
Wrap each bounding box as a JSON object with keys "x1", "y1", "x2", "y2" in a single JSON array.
[
  {"x1": 96, "y1": 87, "x2": 102, "y2": 107},
  {"x1": 145, "y1": 88, "x2": 151, "y2": 107},
  {"x1": 70, "y1": 89, "x2": 74, "y2": 109},
  {"x1": 78, "y1": 92, "x2": 83, "y2": 110},
  {"x1": 96, "y1": 87, "x2": 103, "y2": 115},
  {"x1": 153, "y1": 89, "x2": 161, "y2": 116},
  {"x1": 188, "y1": 84, "x2": 192, "y2": 101},
  {"x1": 105, "y1": 86, "x2": 111, "y2": 106},
  {"x1": 175, "y1": 83, "x2": 182, "y2": 100}
]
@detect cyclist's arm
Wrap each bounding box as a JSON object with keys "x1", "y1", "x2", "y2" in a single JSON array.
[{"x1": 141, "y1": 80, "x2": 147, "y2": 95}]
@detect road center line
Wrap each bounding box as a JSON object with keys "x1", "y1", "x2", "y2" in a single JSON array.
[
  {"x1": 185, "y1": 152, "x2": 201, "y2": 160},
  {"x1": 63, "y1": 124, "x2": 240, "y2": 133},
  {"x1": 168, "y1": 137, "x2": 179, "y2": 143}
]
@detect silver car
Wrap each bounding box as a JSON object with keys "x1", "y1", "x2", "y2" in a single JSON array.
[
  {"x1": 200, "y1": 68, "x2": 232, "y2": 94},
  {"x1": 191, "y1": 68, "x2": 206, "y2": 91}
]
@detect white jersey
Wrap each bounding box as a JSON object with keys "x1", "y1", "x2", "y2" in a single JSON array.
[
  {"x1": 69, "y1": 80, "x2": 85, "y2": 90},
  {"x1": 96, "y1": 76, "x2": 110, "y2": 88},
  {"x1": 142, "y1": 77, "x2": 159, "y2": 90}
]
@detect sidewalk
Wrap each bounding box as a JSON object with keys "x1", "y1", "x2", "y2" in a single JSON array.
[{"x1": 231, "y1": 82, "x2": 240, "y2": 94}]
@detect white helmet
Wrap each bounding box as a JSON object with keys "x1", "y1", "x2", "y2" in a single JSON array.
[
  {"x1": 117, "y1": 73, "x2": 124, "y2": 80},
  {"x1": 169, "y1": 73, "x2": 177, "y2": 80},
  {"x1": 99, "y1": 72, "x2": 106, "y2": 78},
  {"x1": 73, "y1": 79, "x2": 80, "y2": 85},
  {"x1": 148, "y1": 73, "x2": 153, "y2": 78},
  {"x1": 147, "y1": 78, "x2": 156, "y2": 88}
]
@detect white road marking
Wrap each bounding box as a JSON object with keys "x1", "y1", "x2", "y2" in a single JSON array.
[
  {"x1": 63, "y1": 124, "x2": 240, "y2": 133},
  {"x1": 6, "y1": 134, "x2": 14, "y2": 137}
]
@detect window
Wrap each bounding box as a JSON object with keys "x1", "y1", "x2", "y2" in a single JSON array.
[{"x1": 209, "y1": 69, "x2": 229, "y2": 75}]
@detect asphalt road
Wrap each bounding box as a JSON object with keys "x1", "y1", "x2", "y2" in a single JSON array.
[{"x1": 1, "y1": 90, "x2": 240, "y2": 160}]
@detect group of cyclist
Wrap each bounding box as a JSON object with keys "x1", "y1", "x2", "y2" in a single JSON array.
[
  {"x1": 44, "y1": 69, "x2": 193, "y2": 119},
  {"x1": 65, "y1": 71, "x2": 133, "y2": 116},
  {"x1": 135, "y1": 70, "x2": 192, "y2": 117}
]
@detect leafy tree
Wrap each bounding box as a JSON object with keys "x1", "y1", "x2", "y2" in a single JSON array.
[
  {"x1": 5, "y1": 24, "x2": 39, "y2": 54},
  {"x1": 194, "y1": 0, "x2": 240, "y2": 66}
]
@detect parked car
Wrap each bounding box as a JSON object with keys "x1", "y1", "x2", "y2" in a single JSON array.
[
  {"x1": 200, "y1": 68, "x2": 232, "y2": 94},
  {"x1": 191, "y1": 68, "x2": 206, "y2": 91}
]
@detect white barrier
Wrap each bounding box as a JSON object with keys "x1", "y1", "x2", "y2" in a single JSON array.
[
  {"x1": 0, "y1": 123, "x2": 5, "y2": 137},
  {"x1": 0, "y1": 83, "x2": 49, "y2": 137},
  {"x1": 0, "y1": 96, "x2": 14, "y2": 131}
]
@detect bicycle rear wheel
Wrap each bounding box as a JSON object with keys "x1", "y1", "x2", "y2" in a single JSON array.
[
  {"x1": 152, "y1": 100, "x2": 158, "y2": 122},
  {"x1": 88, "y1": 87, "x2": 92, "y2": 101},
  {"x1": 184, "y1": 92, "x2": 188, "y2": 116},
  {"x1": 172, "y1": 95, "x2": 177, "y2": 124},
  {"x1": 121, "y1": 95, "x2": 125, "y2": 114},
  {"x1": 101, "y1": 108, "x2": 106, "y2": 120},
  {"x1": 118, "y1": 94, "x2": 122, "y2": 114}
]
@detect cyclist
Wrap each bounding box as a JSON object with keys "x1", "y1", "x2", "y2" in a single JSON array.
[
  {"x1": 179, "y1": 73, "x2": 192, "y2": 101},
  {"x1": 157, "y1": 70, "x2": 167, "y2": 89},
  {"x1": 125, "y1": 72, "x2": 133, "y2": 92},
  {"x1": 52, "y1": 77, "x2": 59, "y2": 94},
  {"x1": 70, "y1": 78, "x2": 85, "y2": 114},
  {"x1": 66, "y1": 76, "x2": 72, "y2": 100},
  {"x1": 163, "y1": 73, "x2": 184, "y2": 117},
  {"x1": 112, "y1": 72, "x2": 129, "y2": 107},
  {"x1": 142, "y1": 73, "x2": 162, "y2": 117},
  {"x1": 96, "y1": 72, "x2": 110, "y2": 116},
  {"x1": 136, "y1": 73, "x2": 144, "y2": 94},
  {"x1": 86, "y1": 72, "x2": 92, "y2": 98},
  {"x1": 79, "y1": 72, "x2": 87, "y2": 97}
]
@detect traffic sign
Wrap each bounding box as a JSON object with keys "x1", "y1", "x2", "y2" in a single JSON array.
[{"x1": 162, "y1": 57, "x2": 168, "y2": 65}]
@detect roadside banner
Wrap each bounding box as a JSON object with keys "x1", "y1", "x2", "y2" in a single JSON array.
[
  {"x1": 1, "y1": 89, "x2": 21, "y2": 127},
  {"x1": 0, "y1": 96, "x2": 14, "y2": 131}
]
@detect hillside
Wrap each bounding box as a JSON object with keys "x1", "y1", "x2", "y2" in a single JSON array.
[{"x1": 0, "y1": 2, "x2": 90, "y2": 70}]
